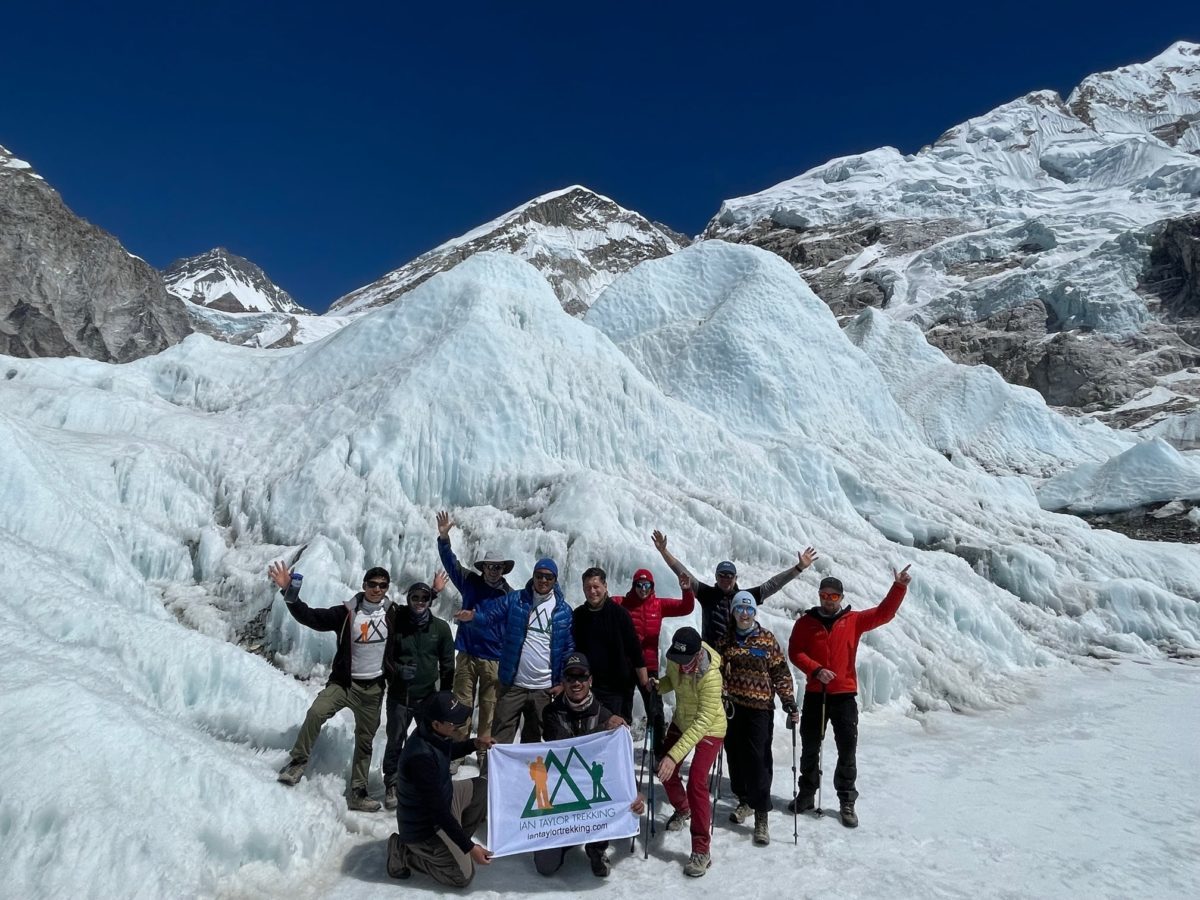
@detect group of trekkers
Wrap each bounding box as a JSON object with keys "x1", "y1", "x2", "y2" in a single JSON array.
[{"x1": 267, "y1": 512, "x2": 912, "y2": 885}]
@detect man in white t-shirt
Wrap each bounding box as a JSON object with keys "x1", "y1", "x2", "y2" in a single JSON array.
[
  {"x1": 269, "y1": 561, "x2": 392, "y2": 812},
  {"x1": 454, "y1": 557, "x2": 574, "y2": 744}
]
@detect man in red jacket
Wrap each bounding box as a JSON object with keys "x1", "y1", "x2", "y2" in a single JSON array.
[{"x1": 787, "y1": 564, "x2": 911, "y2": 828}]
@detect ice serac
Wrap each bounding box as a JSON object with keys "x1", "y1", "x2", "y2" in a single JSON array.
[
  {"x1": 705, "y1": 42, "x2": 1200, "y2": 424},
  {"x1": 3, "y1": 243, "x2": 1200, "y2": 895},
  {"x1": 0, "y1": 144, "x2": 192, "y2": 362},
  {"x1": 327, "y1": 185, "x2": 690, "y2": 317}
]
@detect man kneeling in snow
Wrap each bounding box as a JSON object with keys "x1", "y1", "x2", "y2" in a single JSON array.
[{"x1": 387, "y1": 692, "x2": 494, "y2": 886}]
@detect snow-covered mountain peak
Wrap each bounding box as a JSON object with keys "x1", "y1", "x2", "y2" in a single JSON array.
[
  {"x1": 1068, "y1": 41, "x2": 1200, "y2": 151},
  {"x1": 0, "y1": 143, "x2": 43, "y2": 181},
  {"x1": 163, "y1": 247, "x2": 307, "y2": 314},
  {"x1": 328, "y1": 184, "x2": 689, "y2": 317}
]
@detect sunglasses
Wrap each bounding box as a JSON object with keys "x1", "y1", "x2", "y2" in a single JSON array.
[
  {"x1": 818, "y1": 592, "x2": 843, "y2": 601},
  {"x1": 364, "y1": 580, "x2": 389, "y2": 590},
  {"x1": 482, "y1": 563, "x2": 505, "y2": 572},
  {"x1": 733, "y1": 606, "x2": 756, "y2": 616},
  {"x1": 533, "y1": 572, "x2": 557, "y2": 582},
  {"x1": 408, "y1": 592, "x2": 432, "y2": 604},
  {"x1": 634, "y1": 580, "x2": 653, "y2": 590},
  {"x1": 716, "y1": 572, "x2": 736, "y2": 579},
  {"x1": 563, "y1": 673, "x2": 590, "y2": 683}
]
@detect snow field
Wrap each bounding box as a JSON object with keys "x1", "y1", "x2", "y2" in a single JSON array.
[{"x1": 2, "y1": 242, "x2": 1200, "y2": 896}]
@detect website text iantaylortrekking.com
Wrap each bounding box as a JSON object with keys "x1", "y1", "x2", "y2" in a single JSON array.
[{"x1": 521, "y1": 808, "x2": 616, "y2": 841}]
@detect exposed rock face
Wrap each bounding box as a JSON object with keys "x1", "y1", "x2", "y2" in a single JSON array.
[
  {"x1": 163, "y1": 248, "x2": 306, "y2": 314},
  {"x1": 705, "y1": 42, "x2": 1200, "y2": 419},
  {"x1": 329, "y1": 186, "x2": 689, "y2": 317},
  {"x1": 1141, "y1": 214, "x2": 1200, "y2": 318},
  {"x1": 0, "y1": 145, "x2": 191, "y2": 362}
]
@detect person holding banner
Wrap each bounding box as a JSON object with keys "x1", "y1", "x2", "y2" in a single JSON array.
[
  {"x1": 387, "y1": 692, "x2": 494, "y2": 887},
  {"x1": 533, "y1": 652, "x2": 645, "y2": 878},
  {"x1": 652, "y1": 627, "x2": 727, "y2": 878}
]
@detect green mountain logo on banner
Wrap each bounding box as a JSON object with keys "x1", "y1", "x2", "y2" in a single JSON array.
[{"x1": 521, "y1": 746, "x2": 611, "y2": 818}]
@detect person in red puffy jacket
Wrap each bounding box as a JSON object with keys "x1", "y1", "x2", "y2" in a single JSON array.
[
  {"x1": 613, "y1": 567, "x2": 695, "y2": 757},
  {"x1": 787, "y1": 564, "x2": 911, "y2": 829}
]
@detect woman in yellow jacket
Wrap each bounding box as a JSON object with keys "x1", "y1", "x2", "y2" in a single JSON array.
[{"x1": 653, "y1": 626, "x2": 727, "y2": 878}]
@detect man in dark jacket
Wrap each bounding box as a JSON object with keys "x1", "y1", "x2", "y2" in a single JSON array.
[
  {"x1": 269, "y1": 561, "x2": 391, "y2": 812},
  {"x1": 652, "y1": 530, "x2": 818, "y2": 646},
  {"x1": 572, "y1": 567, "x2": 648, "y2": 722},
  {"x1": 436, "y1": 510, "x2": 511, "y2": 756},
  {"x1": 534, "y1": 652, "x2": 644, "y2": 879},
  {"x1": 382, "y1": 577, "x2": 456, "y2": 810},
  {"x1": 387, "y1": 692, "x2": 493, "y2": 887},
  {"x1": 454, "y1": 557, "x2": 574, "y2": 744},
  {"x1": 787, "y1": 565, "x2": 911, "y2": 828}
]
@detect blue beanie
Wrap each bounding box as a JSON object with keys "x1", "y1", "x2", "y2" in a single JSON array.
[{"x1": 533, "y1": 558, "x2": 559, "y2": 578}]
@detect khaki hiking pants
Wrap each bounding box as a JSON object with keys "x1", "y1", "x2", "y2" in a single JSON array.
[
  {"x1": 288, "y1": 679, "x2": 383, "y2": 791},
  {"x1": 451, "y1": 653, "x2": 499, "y2": 742}
]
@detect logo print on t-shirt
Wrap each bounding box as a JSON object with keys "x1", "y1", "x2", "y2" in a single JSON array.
[
  {"x1": 357, "y1": 618, "x2": 387, "y2": 644},
  {"x1": 528, "y1": 603, "x2": 553, "y2": 635}
]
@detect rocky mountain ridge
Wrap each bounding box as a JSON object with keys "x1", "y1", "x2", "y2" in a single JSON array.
[
  {"x1": 704, "y1": 41, "x2": 1200, "y2": 426},
  {"x1": 0, "y1": 144, "x2": 191, "y2": 363}
]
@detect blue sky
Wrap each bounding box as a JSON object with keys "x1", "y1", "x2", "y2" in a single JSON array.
[{"x1": 2, "y1": 2, "x2": 1196, "y2": 311}]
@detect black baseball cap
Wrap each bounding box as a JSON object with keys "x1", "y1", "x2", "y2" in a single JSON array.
[
  {"x1": 423, "y1": 691, "x2": 472, "y2": 725},
  {"x1": 563, "y1": 652, "x2": 591, "y2": 675},
  {"x1": 666, "y1": 626, "x2": 702, "y2": 663}
]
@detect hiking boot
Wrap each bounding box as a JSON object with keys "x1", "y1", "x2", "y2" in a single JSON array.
[
  {"x1": 348, "y1": 788, "x2": 382, "y2": 812},
  {"x1": 683, "y1": 852, "x2": 711, "y2": 877},
  {"x1": 586, "y1": 844, "x2": 610, "y2": 877},
  {"x1": 277, "y1": 760, "x2": 305, "y2": 786},
  {"x1": 384, "y1": 783, "x2": 398, "y2": 810},
  {"x1": 753, "y1": 810, "x2": 770, "y2": 846},
  {"x1": 729, "y1": 800, "x2": 752, "y2": 824},
  {"x1": 839, "y1": 799, "x2": 858, "y2": 828},
  {"x1": 665, "y1": 810, "x2": 691, "y2": 832},
  {"x1": 386, "y1": 833, "x2": 411, "y2": 879},
  {"x1": 786, "y1": 793, "x2": 815, "y2": 814}
]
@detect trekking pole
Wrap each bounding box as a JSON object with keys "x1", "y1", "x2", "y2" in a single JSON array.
[
  {"x1": 632, "y1": 715, "x2": 650, "y2": 854},
  {"x1": 709, "y1": 743, "x2": 724, "y2": 836},
  {"x1": 790, "y1": 715, "x2": 798, "y2": 844},
  {"x1": 645, "y1": 759, "x2": 656, "y2": 858},
  {"x1": 815, "y1": 683, "x2": 828, "y2": 818}
]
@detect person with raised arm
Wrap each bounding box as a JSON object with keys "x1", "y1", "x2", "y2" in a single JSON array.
[
  {"x1": 269, "y1": 561, "x2": 392, "y2": 812},
  {"x1": 454, "y1": 557, "x2": 574, "y2": 744},
  {"x1": 381, "y1": 572, "x2": 454, "y2": 811},
  {"x1": 612, "y1": 563, "x2": 696, "y2": 759},
  {"x1": 787, "y1": 565, "x2": 912, "y2": 828},
  {"x1": 651, "y1": 529, "x2": 818, "y2": 646},
  {"x1": 435, "y1": 510, "x2": 511, "y2": 770}
]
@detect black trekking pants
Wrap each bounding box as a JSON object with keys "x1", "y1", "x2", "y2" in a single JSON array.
[
  {"x1": 798, "y1": 691, "x2": 858, "y2": 802},
  {"x1": 725, "y1": 704, "x2": 774, "y2": 812}
]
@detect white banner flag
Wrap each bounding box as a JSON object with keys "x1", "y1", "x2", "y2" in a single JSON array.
[{"x1": 486, "y1": 726, "x2": 640, "y2": 858}]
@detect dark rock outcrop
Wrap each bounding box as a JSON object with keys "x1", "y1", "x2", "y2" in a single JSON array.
[{"x1": 0, "y1": 146, "x2": 191, "y2": 362}]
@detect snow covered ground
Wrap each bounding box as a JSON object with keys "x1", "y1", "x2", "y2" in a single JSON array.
[
  {"x1": 2, "y1": 241, "x2": 1199, "y2": 898},
  {"x1": 328, "y1": 659, "x2": 1200, "y2": 900}
]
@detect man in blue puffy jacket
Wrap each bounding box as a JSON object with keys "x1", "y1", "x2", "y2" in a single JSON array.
[
  {"x1": 454, "y1": 557, "x2": 574, "y2": 744},
  {"x1": 436, "y1": 510, "x2": 511, "y2": 766}
]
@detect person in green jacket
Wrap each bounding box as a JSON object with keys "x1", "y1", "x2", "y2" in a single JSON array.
[
  {"x1": 652, "y1": 626, "x2": 727, "y2": 878},
  {"x1": 382, "y1": 574, "x2": 455, "y2": 811}
]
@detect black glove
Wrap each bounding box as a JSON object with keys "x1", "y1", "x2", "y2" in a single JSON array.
[{"x1": 783, "y1": 700, "x2": 799, "y2": 730}]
